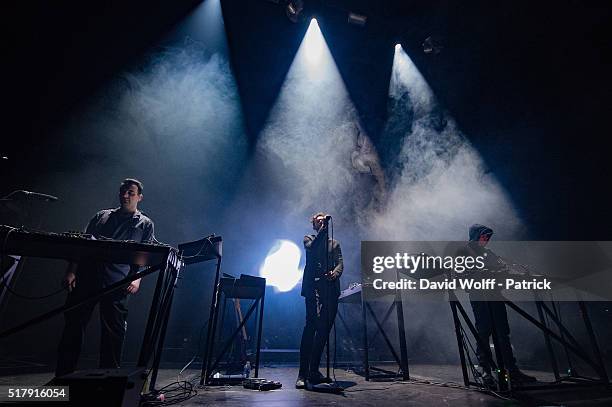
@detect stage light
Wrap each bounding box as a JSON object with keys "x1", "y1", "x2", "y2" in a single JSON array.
[
  {"x1": 395, "y1": 43, "x2": 402, "y2": 51},
  {"x1": 422, "y1": 36, "x2": 443, "y2": 55},
  {"x1": 259, "y1": 240, "x2": 303, "y2": 292},
  {"x1": 303, "y1": 18, "x2": 324, "y2": 66},
  {"x1": 347, "y1": 12, "x2": 367, "y2": 27},
  {"x1": 286, "y1": 0, "x2": 304, "y2": 23}
]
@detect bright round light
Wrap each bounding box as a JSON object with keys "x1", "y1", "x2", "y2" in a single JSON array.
[
  {"x1": 259, "y1": 240, "x2": 303, "y2": 292},
  {"x1": 395, "y1": 43, "x2": 402, "y2": 51}
]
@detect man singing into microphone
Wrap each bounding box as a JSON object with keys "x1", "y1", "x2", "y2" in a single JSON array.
[
  {"x1": 296, "y1": 212, "x2": 343, "y2": 389},
  {"x1": 55, "y1": 178, "x2": 155, "y2": 376}
]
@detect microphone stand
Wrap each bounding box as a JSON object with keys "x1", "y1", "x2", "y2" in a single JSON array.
[
  {"x1": 324, "y1": 217, "x2": 335, "y2": 383},
  {"x1": 324, "y1": 220, "x2": 331, "y2": 381},
  {"x1": 307, "y1": 217, "x2": 342, "y2": 393}
]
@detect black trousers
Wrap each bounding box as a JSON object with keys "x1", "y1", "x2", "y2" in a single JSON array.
[
  {"x1": 470, "y1": 301, "x2": 516, "y2": 372},
  {"x1": 55, "y1": 283, "x2": 129, "y2": 377},
  {"x1": 298, "y1": 286, "x2": 338, "y2": 378}
]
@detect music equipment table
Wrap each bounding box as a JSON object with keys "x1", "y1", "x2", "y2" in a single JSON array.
[
  {"x1": 338, "y1": 282, "x2": 409, "y2": 381},
  {"x1": 0, "y1": 225, "x2": 173, "y2": 265},
  {"x1": 0, "y1": 224, "x2": 182, "y2": 388},
  {"x1": 201, "y1": 274, "x2": 266, "y2": 385}
]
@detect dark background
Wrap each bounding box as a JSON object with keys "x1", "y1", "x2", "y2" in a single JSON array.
[
  {"x1": 1, "y1": 0, "x2": 611, "y2": 374},
  {"x1": 4, "y1": 0, "x2": 611, "y2": 239}
]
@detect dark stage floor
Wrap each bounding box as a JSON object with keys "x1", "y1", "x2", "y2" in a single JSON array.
[{"x1": 2, "y1": 364, "x2": 611, "y2": 406}]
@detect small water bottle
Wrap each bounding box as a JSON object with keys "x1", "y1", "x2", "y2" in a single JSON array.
[{"x1": 243, "y1": 361, "x2": 251, "y2": 378}]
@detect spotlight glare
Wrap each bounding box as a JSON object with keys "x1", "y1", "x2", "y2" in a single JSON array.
[
  {"x1": 259, "y1": 240, "x2": 303, "y2": 292},
  {"x1": 304, "y1": 18, "x2": 324, "y2": 65},
  {"x1": 395, "y1": 43, "x2": 402, "y2": 51}
]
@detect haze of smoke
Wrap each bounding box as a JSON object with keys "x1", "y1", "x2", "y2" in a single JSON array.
[
  {"x1": 41, "y1": 42, "x2": 247, "y2": 240},
  {"x1": 361, "y1": 49, "x2": 526, "y2": 367},
  {"x1": 119, "y1": 43, "x2": 242, "y2": 169},
  {"x1": 257, "y1": 82, "x2": 364, "y2": 221},
  {"x1": 255, "y1": 30, "x2": 382, "y2": 235},
  {"x1": 368, "y1": 48, "x2": 523, "y2": 241}
]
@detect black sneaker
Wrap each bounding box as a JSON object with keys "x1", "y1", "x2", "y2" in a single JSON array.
[
  {"x1": 295, "y1": 377, "x2": 306, "y2": 389},
  {"x1": 475, "y1": 366, "x2": 496, "y2": 389},
  {"x1": 481, "y1": 371, "x2": 496, "y2": 388}
]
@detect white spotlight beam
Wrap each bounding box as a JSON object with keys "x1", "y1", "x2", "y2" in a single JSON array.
[
  {"x1": 375, "y1": 45, "x2": 522, "y2": 240},
  {"x1": 254, "y1": 18, "x2": 381, "y2": 222}
]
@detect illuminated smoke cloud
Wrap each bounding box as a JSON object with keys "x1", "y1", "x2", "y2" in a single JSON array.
[
  {"x1": 368, "y1": 46, "x2": 523, "y2": 241},
  {"x1": 39, "y1": 40, "x2": 247, "y2": 242},
  {"x1": 256, "y1": 20, "x2": 384, "y2": 231}
]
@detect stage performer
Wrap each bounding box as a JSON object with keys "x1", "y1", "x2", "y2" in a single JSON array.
[
  {"x1": 464, "y1": 224, "x2": 536, "y2": 387},
  {"x1": 296, "y1": 212, "x2": 343, "y2": 389},
  {"x1": 55, "y1": 178, "x2": 155, "y2": 376}
]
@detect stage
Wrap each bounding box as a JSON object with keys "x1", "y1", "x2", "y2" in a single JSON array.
[
  {"x1": 3, "y1": 1, "x2": 612, "y2": 406},
  {"x1": 2, "y1": 364, "x2": 611, "y2": 406}
]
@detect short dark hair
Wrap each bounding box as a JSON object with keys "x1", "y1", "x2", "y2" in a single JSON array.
[
  {"x1": 120, "y1": 178, "x2": 143, "y2": 194},
  {"x1": 310, "y1": 212, "x2": 327, "y2": 223}
]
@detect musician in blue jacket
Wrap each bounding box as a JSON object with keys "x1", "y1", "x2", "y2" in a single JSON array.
[
  {"x1": 296, "y1": 212, "x2": 343, "y2": 389},
  {"x1": 55, "y1": 178, "x2": 155, "y2": 377}
]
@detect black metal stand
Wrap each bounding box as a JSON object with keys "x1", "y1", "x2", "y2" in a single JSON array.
[
  {"x1": 505, "y1": 300, "x2": 609, "y2": 383},
  {"x1": 200, "y1": 255, "x2": 223, "y2": 385},
  {"x1": 144, "y1": 254, "x2": 182, "y2": 391},
  {"x1": 1, "y1": 262, "x2": 162, "y2": 338},
  {"x1": 449, "y1": 289, "x2": 609, "y2": 393},
  {"x1": 0, "y1": 255, "x2": 22, "y2": 324},
  {"x1": 201, "y1": 275, "x2": 265, "y2": 385},
  {"x1": 324, "y1": 222, "x2": 332, "y2": 381},
  {"x1": 535, "y1": 297, "x2": 560, "y2": 381},
  {"x1": 335, "y1": 306, "x2": 361, "y2": 364},
  {"x1": 361, "y1": 281, "x2": 409, "y2": 381},
  {"x1": 0, "y1": 249, "x2": 182, "y2": 387}
]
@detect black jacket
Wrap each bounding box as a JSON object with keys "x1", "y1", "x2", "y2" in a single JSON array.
[{"x1": 301, "y1": 227, "x2": 343, "y2": 298}]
